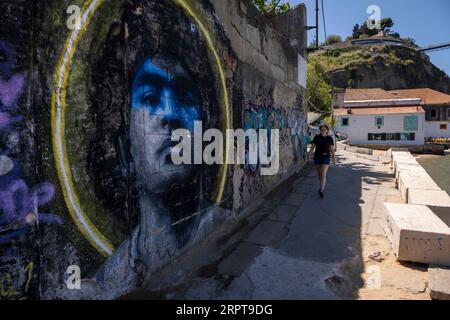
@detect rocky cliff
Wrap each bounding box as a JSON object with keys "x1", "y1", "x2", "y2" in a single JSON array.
[{"x1": 311, "y1": 44, "x2": 450, "y2": 93}]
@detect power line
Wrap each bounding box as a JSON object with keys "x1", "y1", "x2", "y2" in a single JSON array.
[{"x1": 321, "y1": 0, "x2": 327, "y2": 43}]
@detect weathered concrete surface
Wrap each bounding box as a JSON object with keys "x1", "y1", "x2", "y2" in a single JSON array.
[
  {"x1": 394, "y1": 163, "x2": 427, "y2": 181},
  {"x1": 398, "y1": 171, "x2": 441, "y2": 203},
  {"x1": 384, "y1": 203, "x2": 450, "y2": 266},
  {"x1": 392, "y1": 151, "x2": 416, "y2": 162},
  {"x1": 429, "y1": 266, "x2": 450, "y2": 300},
  {"x1": 393, "y1": 158, "x2": 419, "y2": 175},
  {"x1": 408, "y1": 189, "x2": 450, "y2": 207},
  {"x1": 132, "y1": 150, "x2": 430, "y2": 300},
  {"x1": 392, "y1": 151, "x2": 416, "y2": 163}
]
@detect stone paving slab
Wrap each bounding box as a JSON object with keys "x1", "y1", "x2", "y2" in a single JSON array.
[
  {"x1": 291, "y1": 182, "x2": 314, "y2": 195},
  {"x1": 282, "y1": 192, "x2": 309, "y2": 207},
  {"x1": 219, "y1": 248, "x2": 339, "y2": 300},
  {"x1": 294, "y1": 176, "x2": 317, "y2": 186},
  {"x1": 218, "y1": 242, "x2": 263, "y2": 277},
  {"x1": 245, "y1": 220, "x2": 288, "y2": 246},
  {"x1": 267, "y1": 205, "x2": 298, "y2": 223}
]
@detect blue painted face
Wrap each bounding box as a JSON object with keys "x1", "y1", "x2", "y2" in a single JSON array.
[
  {"x1": 131, "y1": 57, "x2": 201, "y2": 132},
  {"x1": 130, "y1": 57, "x2": 201, "y2": 194}
]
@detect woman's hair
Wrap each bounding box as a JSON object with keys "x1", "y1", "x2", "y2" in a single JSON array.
[
  {"x1": 319, "y1": 124, "x2": 330, "y2": 132},
  {"x1": 86, "y1": 0, "x2": 223, "y2": 241}
]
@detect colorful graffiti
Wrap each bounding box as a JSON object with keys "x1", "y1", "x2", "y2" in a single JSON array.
[
  {"x1": 237, "y1": 100, "x2": 307, "y2": 210},
  {"x1": 0, "y1": 39, "x2": 62, "y2": 300},
  {"x1": 0, "y1": 40, "x2": 62, "y2": 245},
  {"x1": 0, "y1": 0, "x2": 307, "y2": 300},
  {"x1": 242, "y1": 100, "x2": 307, "y2": 174}
]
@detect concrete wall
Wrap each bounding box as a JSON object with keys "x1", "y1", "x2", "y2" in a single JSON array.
[
  {"x1": 0, "y1": 0, "x2": 307, "y2": 299},
  {"x1": 335, "y1": 113, "x2": 425, "y2": 146}
]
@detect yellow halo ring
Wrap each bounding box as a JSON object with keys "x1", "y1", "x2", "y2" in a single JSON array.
[{"x1": 51, "y1": 0, "x2": 231, "y2": 257}]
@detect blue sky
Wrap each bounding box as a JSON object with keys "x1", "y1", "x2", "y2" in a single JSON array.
[{"x1": 282, "y1": 0, "x2": 450, "y2": 75}]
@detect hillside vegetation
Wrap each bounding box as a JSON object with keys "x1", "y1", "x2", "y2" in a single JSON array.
[
  {"x1": 307, "y1": 16, "x2": 450, "y2": 114},
  {"x1": 307, "y1": 44, "x2": 450, "y2": 113}
]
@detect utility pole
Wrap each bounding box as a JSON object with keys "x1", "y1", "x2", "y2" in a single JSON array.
[
  {"x1": 306, "y1": 0, "x2": 320, "y2": 52},
  {"x1": 315, "y1": 0, "x2": 319, "y2": 49}
]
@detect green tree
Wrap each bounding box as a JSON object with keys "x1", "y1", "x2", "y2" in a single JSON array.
[
  {"x1": 322, "y1": 34, "x2": 343, "y2": 46},
  {"x1": 307, "y1": 58, "x2": 332, "y2": 114},
  {"x1": 351, "y1": 18, "x2": 399, "y2": 39},
  {"x1": 252, "y1": 0, "x2": 290, "y2": 17}
]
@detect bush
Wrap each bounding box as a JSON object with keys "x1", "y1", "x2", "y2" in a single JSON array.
[{"x1": 252, "y1": 0, "x2": 290, "y2": 17}]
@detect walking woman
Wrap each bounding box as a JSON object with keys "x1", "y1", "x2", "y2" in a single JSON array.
[{"x1": 308, "y1": 125, "x2": 337, "y2": 198}]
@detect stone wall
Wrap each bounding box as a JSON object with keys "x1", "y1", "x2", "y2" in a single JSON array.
[{"x1": 0, "y1": 0, "x2": 307, "y2": 299}]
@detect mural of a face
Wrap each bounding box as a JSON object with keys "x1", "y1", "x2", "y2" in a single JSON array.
[
  {"x1": 87, "y1": 0, "x2": 225, "y2": 256},
  {"x1": 130, "y1": 55, "x2": 201, "y2": 195}
]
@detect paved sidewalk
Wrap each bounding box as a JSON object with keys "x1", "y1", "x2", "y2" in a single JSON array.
[{"x1": 127, "y1": 149, "x2": 430, "y2": 300}]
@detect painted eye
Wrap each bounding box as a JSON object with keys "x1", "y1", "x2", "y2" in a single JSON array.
[{"x1": 142, "y1": 92, "x2": 160, "y2": 107}]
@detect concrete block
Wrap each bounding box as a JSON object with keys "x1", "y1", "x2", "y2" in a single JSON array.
[
  {"x1": 393, "y1": 159, "x2": 417, "y2": 173},
  {"x1": 398, "y1": 172, "x2": 441, "y2": 203},
  {"x1": 391, "y1": 151, "x2": 412, "y2": 160},
  {"x1": 392, "y1": 151, "x2": 415, "y2": 164},
  {"x1": 393, "y1": 158, "x2": 418, "y2": 173},
  {"x1": 408, "y1": 189, "x2": 450, "y2": 207},
  {"x1": 429, "y1": 266, "x2": 450, "y2": 300},
  {"x1": 392, "y1": 155, "x2": 416, "y2": 163},
  {"x1": 408, "y1": 190, "x2": 450, "y2": 224},
  {"x1": 384, "y1": 203, "x2": 450, "y2": 266},
  {"x1": 391, "y1": 151, "x2": 415, "y2": 163},
  {"x1": 394, "y1": 163, "x2": 426, "y2": 181}
]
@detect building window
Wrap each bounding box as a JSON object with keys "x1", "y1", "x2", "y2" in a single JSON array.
[
  {"x1": 386, "y1": 133, "x2": 396, "y2": 141},
  {"x1": 447, "y1": 108, "x2": 450, "y2": 121},
  {"x1": 404, "y1": 115, "x2": 419, "y2": 131},
  {"x1": 375, "y1": 116, "x2": 384, "y2": 127},
  {"x1": 441, "y1": 124, "x2": 448, "y2": 130},
  {"x1": 368, "y1": 133, "x2": 385, "y2": 141},
  {"x1": 373, "y1": 133, "x2": 384, "y2": 141},
  {"x1": 400, "y1": 133, "x2": 415, "y2": 141},
  {"x1": 430, "y1": 108, "x2": 438, "y2": 120},
  {"x1": 341, "y1": 117, "x2": 349, "y2": 127},
  {"x1": 369, "y1": 133, "x2": 415, "y2": 141}
]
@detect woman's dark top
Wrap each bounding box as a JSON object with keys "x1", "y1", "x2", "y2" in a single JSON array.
[{"x1": 312, "y1": 135, "x2": 334, "y2": 158}]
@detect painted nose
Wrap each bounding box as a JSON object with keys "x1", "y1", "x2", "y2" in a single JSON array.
[{"x1": 160, "y1": 89, "x2": 183, "y2": 131}]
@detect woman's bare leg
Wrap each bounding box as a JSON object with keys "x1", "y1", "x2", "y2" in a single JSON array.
[
  {"x1": 320, "y1": 165, "x2": 330, "y2": 192},
  {"x1": 316, "y1": 165, "x2": 322, "y2": 183}
]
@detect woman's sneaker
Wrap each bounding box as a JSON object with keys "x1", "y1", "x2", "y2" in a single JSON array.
[{"x1": 319, "y1": 189, "x2": 324, "y2": 198}]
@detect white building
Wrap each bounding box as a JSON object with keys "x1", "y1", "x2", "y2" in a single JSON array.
[
  {"x1": 334, "y1": 88, "x2": 430, "y2": 146},
  {"x1": 390, "y1": 88, "x2": 450, "y2": 140}
]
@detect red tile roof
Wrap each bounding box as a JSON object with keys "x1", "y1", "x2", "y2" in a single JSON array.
[
  {"x1": 388, "y1": 88, "x2": 450, "y2": 106},
  {"x1": 344, "y1": 88, "x2": 408, "y2": 101},
  {"x1": 335, "y1": 106, "x2": 425, "y2": 116}
]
